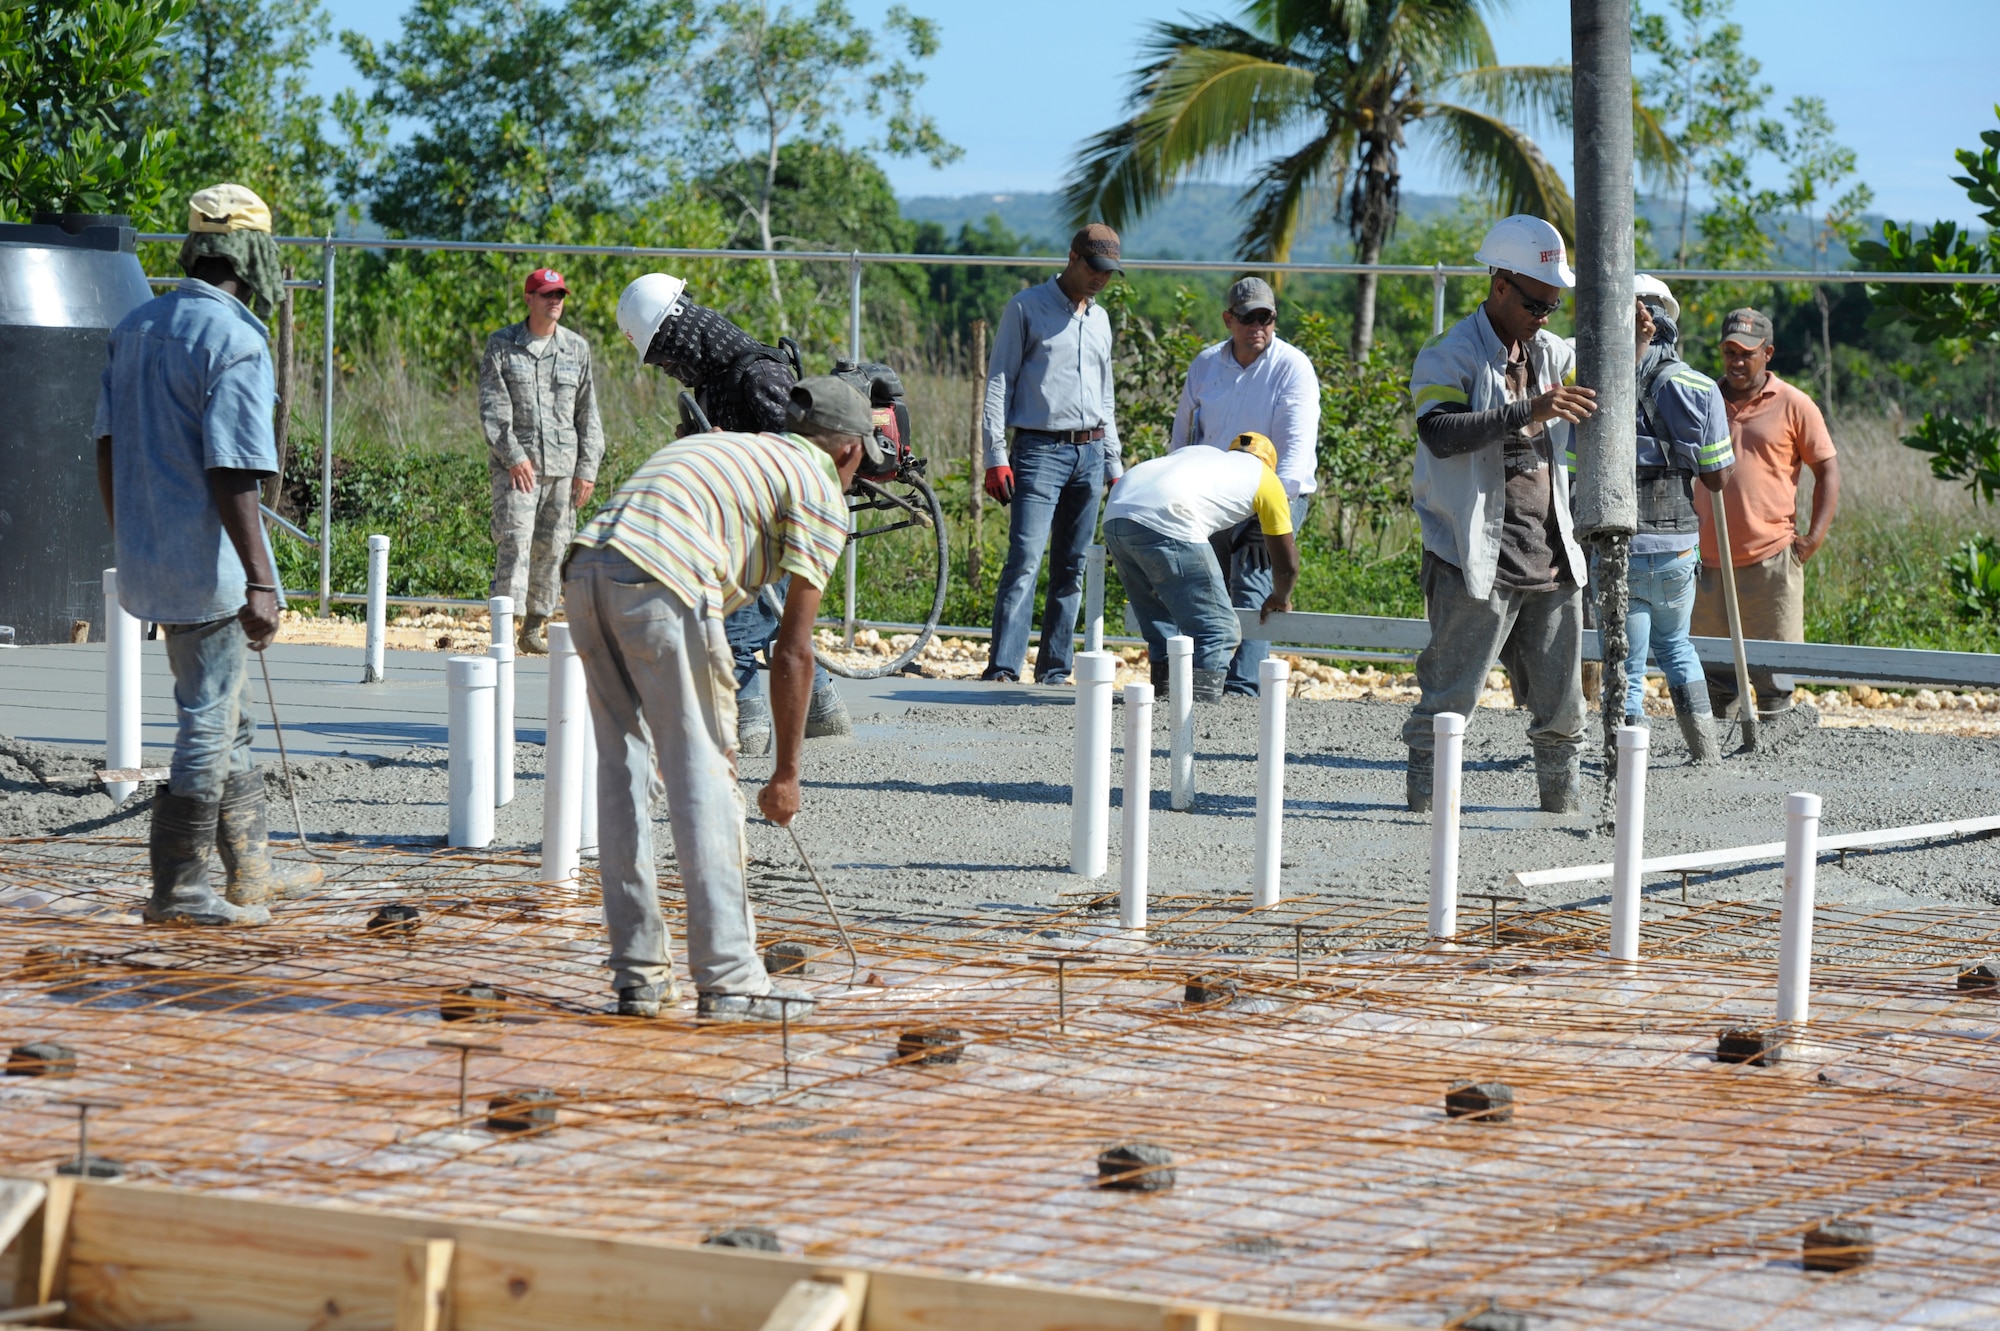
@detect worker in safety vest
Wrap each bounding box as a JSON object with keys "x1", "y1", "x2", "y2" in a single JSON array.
[{"x1": 1403, "y1": 215, "x2": 1597, "y2": 815}]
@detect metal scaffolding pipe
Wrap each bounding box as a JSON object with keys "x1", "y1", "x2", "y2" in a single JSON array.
[{"x1": 317, "y1": 237, "x2": 335, "y2": 617}]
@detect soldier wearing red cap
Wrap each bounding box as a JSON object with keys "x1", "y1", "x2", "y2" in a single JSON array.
[{"x1": 480, "y1": 268, "x2": 604, "y2": 653}]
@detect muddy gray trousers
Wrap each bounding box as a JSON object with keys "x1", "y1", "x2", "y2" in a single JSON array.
[
  {"x1": 1401, "y1": 551, "x2": 1586, "y2": 778},
  {"x1": 562, "y1": 545, "x2": 769, "y2": 998}
]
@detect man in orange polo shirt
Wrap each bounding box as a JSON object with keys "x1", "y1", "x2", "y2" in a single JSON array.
[{"x1": 1690, "y1": 308, "x2": 1841, "y2": 722}]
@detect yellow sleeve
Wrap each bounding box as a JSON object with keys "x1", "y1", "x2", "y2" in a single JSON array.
[{"x1": 1252, "y1": 470, "x2": 1293, "y2": 537}]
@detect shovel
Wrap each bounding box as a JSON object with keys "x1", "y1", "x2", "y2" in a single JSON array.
[{"x1": 1709, "y1": 491, "x2": 1761, "y2": 753}]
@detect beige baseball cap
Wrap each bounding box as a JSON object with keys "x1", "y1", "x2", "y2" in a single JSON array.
[{"x1": 187, "y1": 184, "x2": 272, "y2": 235}]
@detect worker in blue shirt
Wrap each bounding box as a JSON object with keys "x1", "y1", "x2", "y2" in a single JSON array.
[{"x1": 979, "y1": 224, "x2": 1123, "y2": 685}]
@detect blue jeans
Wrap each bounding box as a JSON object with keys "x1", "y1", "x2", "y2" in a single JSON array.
[
  {"x1": 1105, "y1": 518, "x2": 1239, "y2": 672},
  {"x1": 1622, "y1": 547, "x2": 1705, "y2": 717},
  {"x1": 986, "y1": 433, "x2": 1105, "y2": 682},
  {"x1": 162, "y1": 615, "x2": 256, "y2": 801},
  {"x1": 724, "y1": 579, "x2": 829, "y2": 699},
  {"x1": 1211, "y1": 495, "x2": 1311, "y2": 694}
]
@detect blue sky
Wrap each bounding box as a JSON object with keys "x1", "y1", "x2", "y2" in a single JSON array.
[{"x1": 311, "y1": 0, "x2": 2000, "y2": 227}]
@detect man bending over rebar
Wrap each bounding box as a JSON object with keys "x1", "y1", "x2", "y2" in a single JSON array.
[
  {"x1": 94, "y1": 183, "x2": 322, "y2": 926},
  {"x1": 613, "y1": 273, "x2": 851, "y2": 756},
  {"x1": 563, "y1": 375, "x2": 874, "y2": 1021}
]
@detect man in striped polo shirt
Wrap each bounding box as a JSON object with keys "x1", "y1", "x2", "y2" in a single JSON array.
[{"x1": 565, "y1": 377, "x2": 873, "y2": 1022}]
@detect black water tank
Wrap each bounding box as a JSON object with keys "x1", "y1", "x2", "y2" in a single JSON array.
[{"x1": 0, "y1": 214, "x2": 153, "y2": 644}]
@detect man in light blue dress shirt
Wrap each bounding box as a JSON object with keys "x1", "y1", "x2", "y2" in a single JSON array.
[
  {"x1": 979, "y1": 224, "x2": 1123, "y2": 684},
  {"x1": 1169, "y1": 277, "x2": 1321, "y2": 694}
]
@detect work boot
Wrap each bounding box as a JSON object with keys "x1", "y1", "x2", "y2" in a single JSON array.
[
  {"x1": 617, "y1": 979, "x2": 679, "y2": 1017},
  {"x1": 1405, "y1": 748, "x2": 1433, "y2": 814},
  {"x1": 146, "y1": 792, "x2": 270, "y2": 927},
  {"x1": 215, "y1": 769, "x2": 323, "y2": 906},
  {"x1": 517, "y1": 613, "x2": 549, "y2": 656},
  {"x1": 736, "y1": 694, "x2": 773, "y2": 757},
  {"x1": 1534, "y1": 753, "x2": 1582, "y2": 814},
  {"x1": 1669, "y1": 682, "x2": 1722, "y2": 765},
  {"x1": 1191, "y1": 668, "x2": 1227, "y2": 704},
  {"x1": 803, "y1": 683, "x2": 852, "y2": 738},
  {"x1": 1150, "y1": 656, "x2": 1169, "y2": 691},
  {"x1": 696, "y1": 989, "x2": 815, "y2": 1024}
]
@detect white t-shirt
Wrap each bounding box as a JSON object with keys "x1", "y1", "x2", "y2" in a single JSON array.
[
  {"x1": 1168, "y1": 335, "x2": 1321, "y2": 498},
  {"x1": 1104, "y1": 446, "x2": 1293, "y2": 545}
]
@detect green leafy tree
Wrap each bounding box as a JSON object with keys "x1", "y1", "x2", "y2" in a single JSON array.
[
  {"x1": 338, "y1": 0, "x2": 695, "y2": 240},
  {"x1": 0, "y1": 0, "x2": 189, "y2": 219},
  {"x1": 1061, "y1": 0, "x2": 1676, "y2": 359},
  {"x1": 1853, "y1": 107, "x2": 2000, "y2": 507},
  {"x1": 689, "y1": 0, "x2": 960, "y2": 335},
  {"x1": 142, "y1": 0, "x2": 340, "y2": 232},
  {"x1": 1632, "y1": 0, "x2": 1767, "y2": 268}
]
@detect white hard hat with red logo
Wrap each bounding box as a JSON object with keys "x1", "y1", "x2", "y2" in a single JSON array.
[
  {"x1": 617, "y1": 273, "x2": 687, "y2": 365},
  {"x1": 1634, "y1": 272, "x2": 1680, "y2": 322},
  {"x1": 1474, "y1": 215, "x2": 1575, "y2": 289}
]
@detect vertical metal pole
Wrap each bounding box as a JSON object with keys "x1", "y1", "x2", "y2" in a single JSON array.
[
  {"x1": 968, "y1": 318, "x2": 987, "y2": 595},
  {"x1": 317, "y1": 237, "x2": 336, "y2": 617},
  {"x1": 1431, "y1": 261, "x2": 1447, "y2": 338},
  {"x1": 844, "y1": 252, "x2": 862, "y2": 648}
]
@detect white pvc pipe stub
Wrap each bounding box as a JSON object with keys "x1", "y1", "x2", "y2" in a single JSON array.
[
  {"x1": 362, "y1": 534, "x2": 389, "y2": 683},
  {"x1": 1070, "y1": 650, "x2": 1117, "y2": 878},
  {"x1": 1083, "y1": 545, "x2": 1106, "y2": 655},
  {"x1": 1167, "y1": 635, "x2": 1194, "y2": 812},
  {"x1": 446, "y1": 655, "x2": 496, "y2": 848},
  {"x1": 1251, "y1": 656, "x2": 1289, "y2": 908},
  {"x1": 1120, "y1": 681, "x2": 1153, "y2": 931},
  {"x1": 1609, "y1": 724, "x2": 1651, "y2": 964},
  {"x1": 1776, "y1": 791, "x2": 1822, "y2": 1025},
  {"x1": 489, "y1": 639, "x2": 515, "y2": 808},
  {"x1": 541, "y1": 623, "x2": 586, "y2": 883},
  {"x1": 489, "y1": 595, "x2": 514, "y2": 648},
  {"x1": 1428, "y1": 711, "x2": 1465, "y2": 940},
  {"x1": 102, "y1": 569, "x2": 141, "y2": 805}
]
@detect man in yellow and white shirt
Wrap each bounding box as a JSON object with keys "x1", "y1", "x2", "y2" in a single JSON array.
[
  {"x1": 1102, "y1": 432, "x2": 1299, "y2": 702},
  {"x1": 565, "y1": 377, "x2": 869, "y2": 1023}
]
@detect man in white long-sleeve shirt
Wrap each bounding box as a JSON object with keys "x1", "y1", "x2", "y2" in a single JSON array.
[
  {"x1": 979, "y1": 224, "x2": 1123, "y2": 685},
  {"x1": 1169, "y1": 277, "x2": 1320, "y2": 694}
]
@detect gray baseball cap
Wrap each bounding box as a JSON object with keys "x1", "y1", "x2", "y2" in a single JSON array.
[
  {"x1": 788, "y1": 376, "x2": 872, "y2": 436},
  {"x1": 1721, "y1": 308, "x2": 1774, "y2": 349},
  {"x1": 1226, "y1": 276, "x2": 1276, "y2": 316}
]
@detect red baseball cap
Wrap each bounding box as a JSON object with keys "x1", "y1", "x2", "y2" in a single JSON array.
[{"x1": 525, "y1": 268, "x2": 568, "y2": 295}]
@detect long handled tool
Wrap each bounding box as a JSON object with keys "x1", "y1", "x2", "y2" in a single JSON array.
[
  {"x1": 1709, "y1": 492, "x2": 1761, "y2": 753},
  {"x1": 257, "y1": 649, "x2": 316, "y2": 856},
  {"x1": 786, "y1": 822, "x2": 859, "y2": 984}
]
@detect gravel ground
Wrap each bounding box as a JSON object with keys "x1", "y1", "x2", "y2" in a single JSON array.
[{"x1": 6, "y1": 685, "x2": 1997, "y2": 923}]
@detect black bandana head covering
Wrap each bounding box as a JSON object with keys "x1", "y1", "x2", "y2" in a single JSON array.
[{"x1": 643, "y1": 300, "x2": 757, "y2": 387}]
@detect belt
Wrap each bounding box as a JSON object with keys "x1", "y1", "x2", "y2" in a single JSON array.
[{"x1": 1021, "y1": 427, "x2": 1106, "y2": 443}]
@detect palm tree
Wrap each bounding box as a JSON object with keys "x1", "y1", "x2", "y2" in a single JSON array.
[{"x1": 1063, "y1": 0, "x2": 1676, "y2": 358}]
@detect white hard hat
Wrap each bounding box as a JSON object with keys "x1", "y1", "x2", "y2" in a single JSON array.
[
  {"x1": 617, "y1": 273, "x2": 687, "y2": 365},
  {"x1": 1634, "y1": 272, "x2": 1680, "y2": 323},
  {"x1": 1474, "y1": 214, "x2": 1575, "y2": 289}
]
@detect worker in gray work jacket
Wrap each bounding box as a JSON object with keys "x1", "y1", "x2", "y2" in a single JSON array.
[{"x1": 480, "y1": 267, "x2": 605, "y2": 654}]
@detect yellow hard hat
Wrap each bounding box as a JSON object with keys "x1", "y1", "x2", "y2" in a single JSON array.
[{"x1": 1230, "y1": 431, "x2": 1278, "y2": 472}]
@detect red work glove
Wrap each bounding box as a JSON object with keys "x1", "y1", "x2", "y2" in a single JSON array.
[{"x1": 984, "y1": 465, "x2": 1016, "y2": 505}]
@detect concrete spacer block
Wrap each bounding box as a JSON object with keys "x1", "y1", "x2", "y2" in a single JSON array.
[
  {"x1": 702, "y1": 1225, "x2": 780, "y2": 1251},
  {"x1": 441, "y1": 984, "x2": 506, "y2": 1023},
  {"x1": 6, "y1": 1040, "x2": 76, "y2": 1078},
  {"x1": 1956, "y1": 960, "x2": 1999, "y2": 992},
  {"x1": 1717, "y1": 1027, "x2": 1783, "y2": 1066},
  {"x1": 1445, "y1": 1082, "x2": 1515, "y2": 1122},
  {"x1": 765, "y1": 941, "x2": 811, "y2": 977},
  {"x1": 895, "y1": 1027, "x2": 966, "y2": 1065},
  {"x1": 1097, "y1": 1142, "x2": 1175, "y2": 1191},
  {"x1": 486, "y1": 1088, "x2": 560, "y2": 1133},
  {"x1": 1184, "y1": 974, "x2": 1238, "y2": 1006},
  {"x1": 366, "y1": 903, "x2": 422, "y2": 937},
  {"x1": 1803, "y1": 1217, "x2": 1875, "y2": 1272}
]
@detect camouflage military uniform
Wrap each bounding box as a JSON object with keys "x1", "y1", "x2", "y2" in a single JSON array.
[{"x1": 480, "y1": 320, "x2": 604, "y2": 617}]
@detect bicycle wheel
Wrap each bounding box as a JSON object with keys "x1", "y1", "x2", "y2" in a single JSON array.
[{"x1": 762, "y1": 469, "x2": 949, "y2": 680}]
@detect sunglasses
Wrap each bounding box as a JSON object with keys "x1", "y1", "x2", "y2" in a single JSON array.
[
  {"x1": 1232, "y1": 309, "x2": 1275, "y2": 326},
  {"x1": 1504, "y1": 278, "x2": 1560, "y2": 320}
]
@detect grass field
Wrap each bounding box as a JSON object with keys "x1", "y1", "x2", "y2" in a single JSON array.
[{"x1": 272, "y1": 360, "x2": 1998, "y2": 657}]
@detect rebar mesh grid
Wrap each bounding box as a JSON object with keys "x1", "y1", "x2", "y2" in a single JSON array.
[{"x1": 2, "y1": 836, "x2": 1998, "y2": 1330}]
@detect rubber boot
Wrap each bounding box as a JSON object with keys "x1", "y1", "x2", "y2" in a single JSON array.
[
  {"x1": 1669, "y1": 682, "x2": 1722, "y2": 765},
  {"x1": 1191, "y1": 668, "x2": 1227, "y2": 704},
  {"x1": 215, "y1": 770, "x2": 323, "y2": 906},
  {"x1": 804, "y1": 682, "x2": 852, "y2": 738},
  {"x1": 1405, "y1": 747, "x2": 1433, "y2": 814},
  {"x1": 146, "y1": 792, "x2": 271, "y2": 926},
  {"x1": 736, "y1": 694, "x2": 773, "y2": 757},
  {"x1": 1534, "y1": 751, "x2": 1581, "y2": 814},
  {"x1": 517, "y1": 613, "x2": 549, "y2": 656}
]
